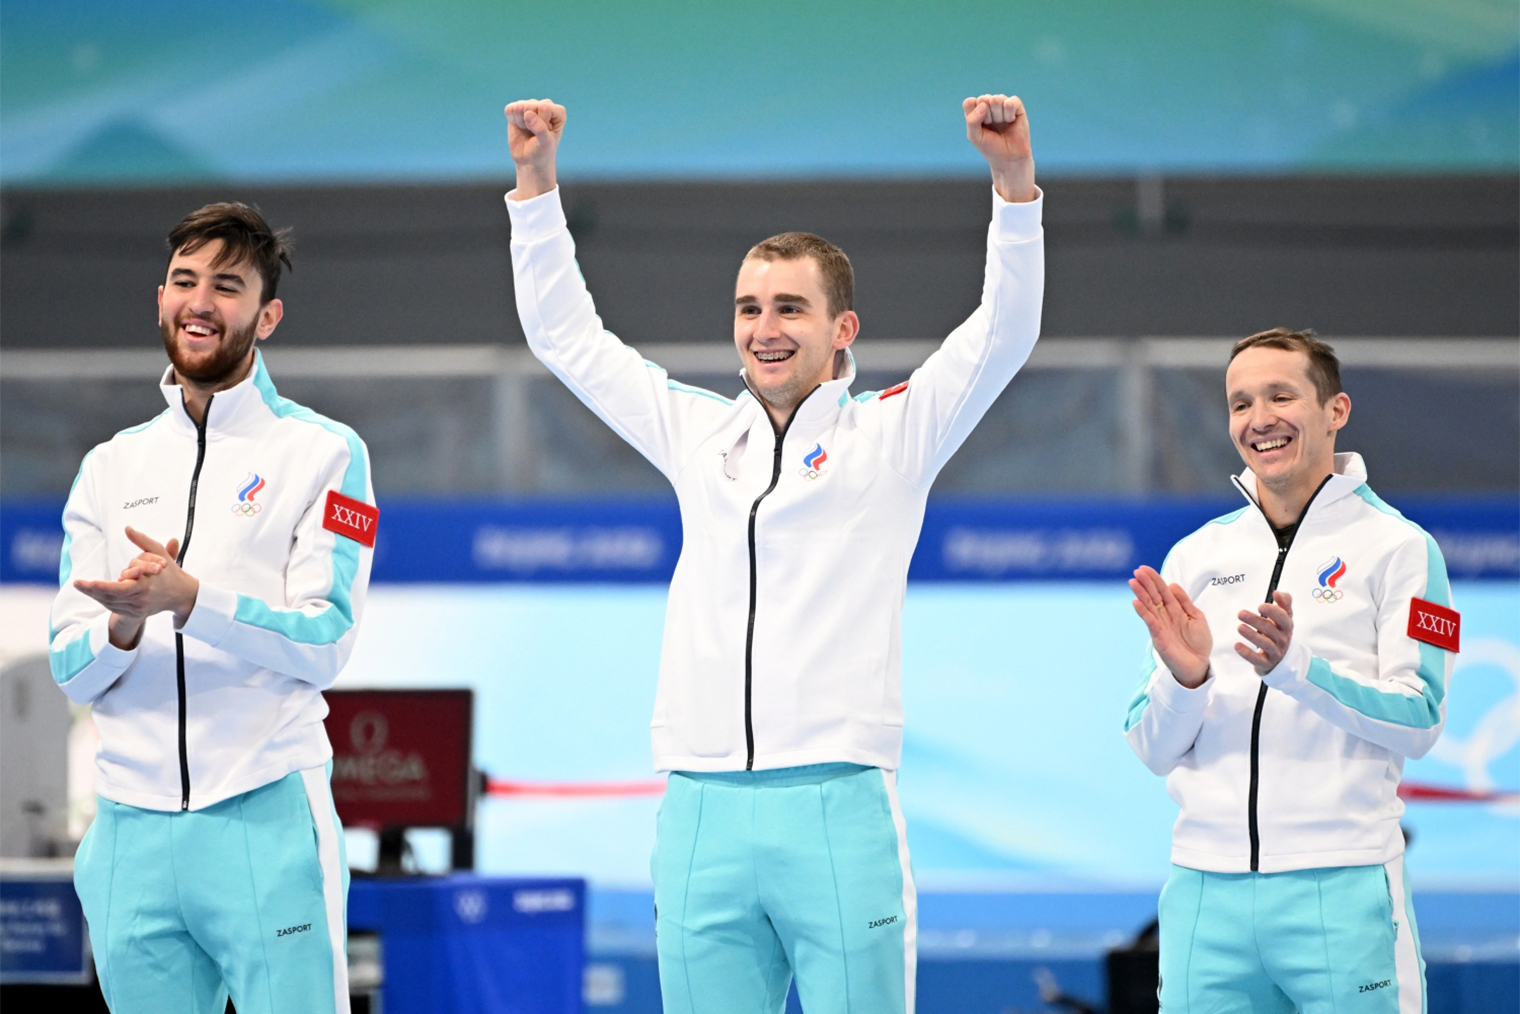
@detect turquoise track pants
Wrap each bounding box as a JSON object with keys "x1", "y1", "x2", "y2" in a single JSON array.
[
  {"x1": 74, "y1": 766, "x2": 350, "y2": 1014},
  {"x1": 1158, "y1": 856, "x2": 1426, "y2": 1014},
  {"x1": 652, "y1": 763, "x2": 917, "y2": 1014}
]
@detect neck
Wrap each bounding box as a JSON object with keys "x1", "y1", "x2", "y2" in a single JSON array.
[
  {"x1": 747, "y1": 377, "x2": 822, "y2": 434},
  {"x1": 1256, "y1": 462, "x2": 1335, "y2": 528},
  {"x1": 177, "y1": 352, "x2": 255, "y2": 426},
  {"x1": 762, "y1": 397, "x2": 796, "y2": 433}
]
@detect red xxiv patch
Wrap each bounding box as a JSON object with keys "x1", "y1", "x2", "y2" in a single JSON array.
[
  {"x1": 322, "y1": 490, "x2": 379, "y2": 547},
  {"x1": 1407, "y1": 597, "x2": 1459, "y2": 652}
]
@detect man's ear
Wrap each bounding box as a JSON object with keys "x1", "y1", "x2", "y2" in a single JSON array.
[
  {"x1": 832, "y1": 310, "x2": 860, "y2": 350},
  {"x1": 1327, "y1": 391, "x2": 1351, "y2": 434},
  {"x1": 256, "y1": 298, "x2": 284, "y2": 340}
]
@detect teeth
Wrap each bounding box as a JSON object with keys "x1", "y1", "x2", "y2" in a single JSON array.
[
  {"x1": 184, "y1": 323, "x2": 214, "y2": 337},
  {"x1": 755, "y1": 351, "x2": 793, "y2": 362},
  {"x1": 1254, "y1": 437, "x2": 1290, "y2": 451}
]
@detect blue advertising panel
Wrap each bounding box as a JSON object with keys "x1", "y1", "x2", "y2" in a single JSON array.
[
  {"x1": 0, "y1": 872, "x2": 91, "y2": 984},
  {"x1": 5, "y1": 495, "x2": 1516, "y2": 584},
  {"x1": 347, "y1": 876, "x2": 584, "y2": 1014}
]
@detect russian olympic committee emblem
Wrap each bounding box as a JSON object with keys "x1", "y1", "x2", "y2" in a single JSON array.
[
  {"x1": 232, "y1": 472, "x2": 266, "y2": 517},
  {"x1": 1313, "y1": 556, "x2": 1346, "y2": 602},
  {"x1": 799, "y1": 443, "x2": 828, "y2": 480}
]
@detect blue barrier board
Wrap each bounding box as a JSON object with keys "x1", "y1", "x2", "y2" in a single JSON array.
[
  {"x1": 4, "y1": 495, "x2": 1516, "y2": 584},
  {"x1": 347, "y1": 875, "x2": 584, "y2": 1014},
  {"x1": 0, "y1": 875, "x2": 90, "y2": 984}
]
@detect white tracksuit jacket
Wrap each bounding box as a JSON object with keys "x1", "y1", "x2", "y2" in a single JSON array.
[
  {"x1": 1125, "y1": 453, "x2": 1452, "y2": 873},
  {"x1": 507, "y1": 185, "x2": 1044, "y2": 773},
  {"x1": 49, "y1": 352, "x2": 375, "y2": 812}
]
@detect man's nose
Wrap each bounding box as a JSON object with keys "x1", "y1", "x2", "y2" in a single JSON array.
[
  {"x1": 754, "y1": 309, "x2": 783, "y2": 338},
  {"x1": 186, "y1": 283, "x2": 216, "y2": 313}
]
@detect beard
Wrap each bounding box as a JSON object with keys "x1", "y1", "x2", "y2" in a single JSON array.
[{"x1": 160, "y1": 313, "x2": 259, "y2": 387}]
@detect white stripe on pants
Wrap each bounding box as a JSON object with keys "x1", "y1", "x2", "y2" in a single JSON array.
[
  {"x1": 1384, "y1": 853, "x2": 1426, "y2": 1014},
  {"x1": 880, "y1": 768, "x2": 918, "y2": 1014},
  {"x1": 300, "y1": 766, "x2": 351, "y2": 1014}
]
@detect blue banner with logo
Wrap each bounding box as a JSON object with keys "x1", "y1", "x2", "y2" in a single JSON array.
[
  {"x1": 4, "y1": 495, "x2": 1516, "y2": 584},
  {"x1": 0, "y1": 874, "x2": 91, "y2": 984}
]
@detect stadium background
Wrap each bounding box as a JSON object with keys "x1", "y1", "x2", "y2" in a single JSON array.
[{"x1": 1, "y1": 1, "x2": 1516, "y2": 1011}]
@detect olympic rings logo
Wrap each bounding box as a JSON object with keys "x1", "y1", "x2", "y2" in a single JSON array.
[
  {"x1": 231, "y1": 501, "x2": 263, "y2": 517},
  {"x1": 1312, "y1": 587, "x2": 1344, "y2": 603},
  {"x1": 798, "y1": 467, "x2": 824, "y2": 481}
]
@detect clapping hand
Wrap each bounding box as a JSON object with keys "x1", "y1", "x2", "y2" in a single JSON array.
[
  {"x1": 1130, "y1": 565, "x2": 1212, "y2": 688},
  {"x1": 74, "y1": 527, "x2": 200, "y2": 649}
]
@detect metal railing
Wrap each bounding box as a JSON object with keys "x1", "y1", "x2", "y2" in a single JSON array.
[{"x1": 3, "y1": 337, "x2": 1515, "y2": 495}]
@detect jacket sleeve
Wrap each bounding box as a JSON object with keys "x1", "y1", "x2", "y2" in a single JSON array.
[
  {"x1": 858, "y1": 187, "x2": 1044, "y2": 486},
  {"x1": 177, "y1": 429, "x2": 374, "y2": 689},
  {"x1": 1262, "y1": 530, "x2": 1450, "y2": 759},
  {"x1": 506, "y1": 187, "x2": 734, "y2": 479},
  {"x1": 1123, "y1": 550, "x2": 1213, "y2": 775},
  {"x1": 49, "y1": 450, "x2": 139, "y2": 704}
]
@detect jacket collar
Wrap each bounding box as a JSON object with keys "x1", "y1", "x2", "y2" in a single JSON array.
[
  {"x1": 158, "y1": 349, "x2": 274, "y2": 437},
  {"x1": 1234, "y1": 452, "x2": 1368, "y2": 520},
  {"x1": 739, "y1": 348, "x2": 857, "y2": 434}
]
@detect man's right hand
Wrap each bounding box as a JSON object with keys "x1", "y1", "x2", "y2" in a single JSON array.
[
  {"x1": 1129, "y1": 565, "x2": 1213, "y2": 689},
  {"x1": 76, "y1": 528, "x2": 198, "y2": 650},
  {"x1": 505, "y1": 99, "x2": 566, "y2": 201}
]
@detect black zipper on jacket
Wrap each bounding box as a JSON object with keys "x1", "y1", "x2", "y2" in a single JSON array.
[
  {"x1": 175, "y1": 394, "x2": 213, "y2": 811},
  {"x1": 742, "y1": 387, "x2": 818, "y2": 770},
  {"x1": 1235, "y1": 472, "x2": 1332, "y2": 871}
]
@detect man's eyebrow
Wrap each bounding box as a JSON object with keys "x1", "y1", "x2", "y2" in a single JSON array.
[
  {"x1": 1227, "y1": 381, "x2": 1298, "y2": 402},
  {"x1": 734, "y1": 292, "x2": 813, "y2": 307},
  {"x1": 168, "y1": 267, "x2": 248, "y2": 286}
]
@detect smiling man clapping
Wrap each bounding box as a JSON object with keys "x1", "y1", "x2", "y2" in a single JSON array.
[{"x1": 1126, "y1": 329, "x2": 1453, "y2": 1014}]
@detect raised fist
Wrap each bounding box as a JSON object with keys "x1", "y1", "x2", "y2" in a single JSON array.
[
  {"x1": 962, "y1": 94, "x2": 1035, "y2": 203},
  {"x1": 504, "y1": 99, "x2": 566, "y2": 199}
]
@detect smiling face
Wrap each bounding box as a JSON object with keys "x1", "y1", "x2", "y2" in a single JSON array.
[
  {"x1": 734, "y1": 255, "x2": 858, "y2": 424},
  {"x1": 158, "y1": 239, "x2": 282, "y2": 387},
  {"x1": 1226, "y1": 345, "x2": 1350, "y2": 498}
]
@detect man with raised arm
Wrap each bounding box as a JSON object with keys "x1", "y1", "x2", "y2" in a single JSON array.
[
  {"x1": 503, "y1": 96, "x2": 1042, "y2": 1012},
  {"x1": 1126, "y1": 329, "x2": 1453, "y2": 1014}
]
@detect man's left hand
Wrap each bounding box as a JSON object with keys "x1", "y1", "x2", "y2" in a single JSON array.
[
  {"x1": 1236, "y1": 591, "x2": 1293, "y2": 675},
  {"x1": 963, "y1": 93, "x2": 1035, "y2": 203}
]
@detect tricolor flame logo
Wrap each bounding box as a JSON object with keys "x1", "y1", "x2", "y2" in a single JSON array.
[
  {"x1": 237, "y1": 473, "x2": 266, "y2": 502},
  {"x1": 1317, "y1": 556, "x2": 1346, "y2": 588},
  {"x1": 799, "y1": 443, "x2": 828, "y2": 479}
]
